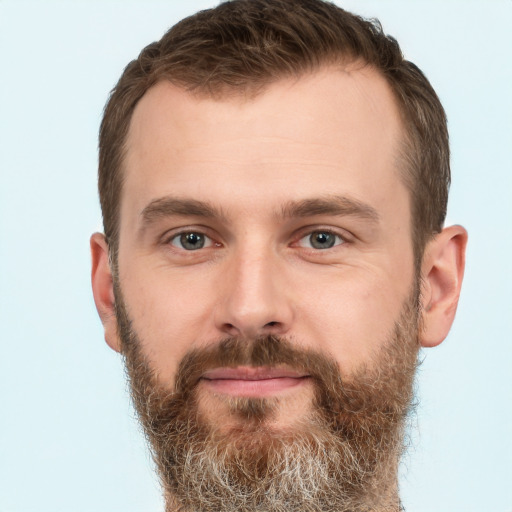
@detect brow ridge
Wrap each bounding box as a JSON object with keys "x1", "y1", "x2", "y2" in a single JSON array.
[
  {"x1": 139, "y1": 194, "x2": 379, "y2": 231},
  {"x1": 279, "y1": 195, "x2": 380, "y2": 222},
  {"x1": 140, "y1": 196, "x2": 226, "y2": 227}
]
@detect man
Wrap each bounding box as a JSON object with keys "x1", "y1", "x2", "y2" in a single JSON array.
[{"x1": 90, "y1": 0, "x2": 467, "y2": 510}]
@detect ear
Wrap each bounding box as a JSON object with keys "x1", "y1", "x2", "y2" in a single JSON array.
[
  {"x1": 90, "y1": 232, "x2": 121, "y2": 352},
  {"x1": 419, "y1": 225, "x2": 468, "y2": 347}
]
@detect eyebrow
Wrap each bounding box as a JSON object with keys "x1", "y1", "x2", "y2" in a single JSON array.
[
  {"x1": 139, "y1": 193, "x2": 380, "y2": 231},
  {"x1": 279, "y1": 195, "x2": 380, "y2": 223},
  {"x1": 140, "y1": 197, "x2": 227, "y2": 228}
]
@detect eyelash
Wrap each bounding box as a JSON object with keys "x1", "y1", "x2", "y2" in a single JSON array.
[
  {"x1": 164, "y1": 229, "x2": 219, "y2": 251},
  {"x1": 295, "y1": 229, "x2": 347, "y2": 250},
  {"x1": 163, "y1": 226, "x2": 350, "y2": 254}
]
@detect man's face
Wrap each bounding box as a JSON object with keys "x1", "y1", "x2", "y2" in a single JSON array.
[
  {"x1": 119, "y1": 65, "x2": 415, "y2": 386},
  {"x1": 113, "y1": 66, "x2": 419, "y2": 509}
]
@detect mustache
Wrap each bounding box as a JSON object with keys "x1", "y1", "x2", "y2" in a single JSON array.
[
  {"x1": 171, "y1": 335, "x2": 391, "y2": 420},
  {"x1": 124, "y1": 329, "x2": 417, "y2": 429},
  {"x1": 174, "y1": 335, "x2": 339, "y2": 395}
]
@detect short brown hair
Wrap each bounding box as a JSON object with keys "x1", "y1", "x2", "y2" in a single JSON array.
[{"x1": 99, "y1": 0, "x2": 449, "y2": 269}]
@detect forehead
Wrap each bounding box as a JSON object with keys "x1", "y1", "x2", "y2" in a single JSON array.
[{"x1": 122, "y1": 66, "x2": 406, "y2": 225}]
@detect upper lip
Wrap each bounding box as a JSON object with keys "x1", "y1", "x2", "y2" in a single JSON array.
[{"x1": 201, "y1": 366, "x2": 309, "y2": 380}]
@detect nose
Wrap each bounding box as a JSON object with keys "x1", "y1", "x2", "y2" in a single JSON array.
[{"x1": 214, "y1": 247, "x2": 294, "y2": 339}]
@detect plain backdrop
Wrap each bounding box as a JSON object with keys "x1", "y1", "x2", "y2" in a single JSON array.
[{"x1": 0, "y1": 1, "x2": 511, "y2": 511}]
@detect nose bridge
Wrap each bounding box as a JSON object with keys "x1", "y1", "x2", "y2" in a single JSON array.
[{"x1": 216, "y1": 239, "x2": 292, "y2": 337}]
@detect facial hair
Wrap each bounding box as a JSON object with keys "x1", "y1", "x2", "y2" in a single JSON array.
[{"x1": 115, "y1": 286, "x2": 420, "y2": 512}]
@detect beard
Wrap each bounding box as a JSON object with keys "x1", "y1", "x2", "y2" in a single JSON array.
[{"x1": 114, "y1": 285, "x2": 420, "y2": 512}]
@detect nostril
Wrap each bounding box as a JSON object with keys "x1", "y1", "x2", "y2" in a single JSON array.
[{"x1": 219, "y1": 320, "x2": 285, "y2": 338}]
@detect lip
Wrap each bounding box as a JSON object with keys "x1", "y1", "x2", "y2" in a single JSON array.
[{"x1": 200, "y1": 366, "x2": 310, "y2": 397}]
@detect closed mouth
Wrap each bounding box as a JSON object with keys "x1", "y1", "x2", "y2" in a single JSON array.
[{"x1": 200, "y1": 366, "x2": 311, "y2": 397}]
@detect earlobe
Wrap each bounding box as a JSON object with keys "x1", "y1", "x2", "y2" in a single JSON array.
[
  {"x1": 419, "y1": 225, "x2": 468, "y2": 348},
  {"x1": 90, "y1": 232, "x2": 121, "y2": 352}
]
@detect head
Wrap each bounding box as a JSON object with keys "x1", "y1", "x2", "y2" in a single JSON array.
[{"x1": 91, "y1": 1, "x2": 467, "y2": 510}]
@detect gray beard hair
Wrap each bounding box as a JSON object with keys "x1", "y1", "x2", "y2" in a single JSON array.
[
  {"x1": 115, "y1": 284, "x2": 420, "y2": 512},
  {"x1": 160, "y1": 414, "x2": 405, "y2": 512}
]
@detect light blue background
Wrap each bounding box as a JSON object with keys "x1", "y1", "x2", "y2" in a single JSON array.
[{"x1": 0, "y1": 1, "x2": 511, "y2": 511}]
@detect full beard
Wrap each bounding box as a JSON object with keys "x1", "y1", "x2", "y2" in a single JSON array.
[{"x1": 115, "y1": 287, "x2": 420, "y2": 512}]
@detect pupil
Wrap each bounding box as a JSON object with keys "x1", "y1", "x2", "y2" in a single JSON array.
[
  {"x1": 311, "y1": 231, "x2": 335, "y2": 249},
  {"x1": 181, "y1": 232, "x2": 204, "y2": 250}
]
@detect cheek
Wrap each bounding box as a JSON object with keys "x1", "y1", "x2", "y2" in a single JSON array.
[
  {"x1": 119, "y1": 267, "x2": 218, "y2": 379},
  {"x1": 294, "y1": 265, "x2": 412, "y2": 369}
]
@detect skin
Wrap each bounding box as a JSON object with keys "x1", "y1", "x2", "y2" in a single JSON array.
[{"x1": 91, "y1": 66, "x2": 467, "y2": 431}]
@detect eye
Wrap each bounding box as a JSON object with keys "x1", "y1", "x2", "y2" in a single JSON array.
[
  {"x1": 298, "y1": 230, "x2": 344, "y2": 250},
  {"x1": 170, "y1": 232, "x2": 214, "y2": 251}
]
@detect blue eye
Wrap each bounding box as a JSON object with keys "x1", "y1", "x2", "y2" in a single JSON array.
[
  {"x1": 300, "y1": 231, "x2": 344, "y2": 250},
  {"x1": 170, "y1": 232, "x2": 213, "y2": 250}
]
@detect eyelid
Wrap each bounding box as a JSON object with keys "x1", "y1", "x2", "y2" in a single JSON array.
[
  {"x1": 292, "y1": 225, "x2": 353, "y2": 246},
  {"x1": 161, "y1": 226, "x2": 222, "y2": 247},
  {"x1": 171, "y1": 233, "x2": 213, "y2": 249}
]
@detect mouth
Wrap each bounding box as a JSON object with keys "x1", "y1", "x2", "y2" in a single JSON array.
[{"x1": 200, "y1": 366, "x2": 311, "y2": 397}]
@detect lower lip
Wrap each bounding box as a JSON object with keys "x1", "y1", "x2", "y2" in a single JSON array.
[{"x1": 201, "y1": 376, "x2": 309, "y2": 397}]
